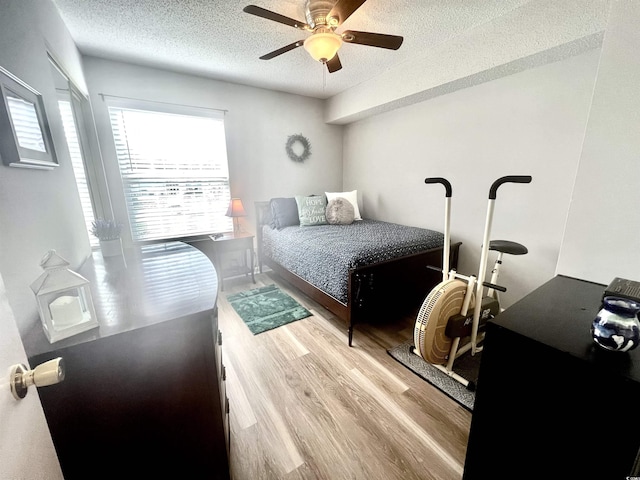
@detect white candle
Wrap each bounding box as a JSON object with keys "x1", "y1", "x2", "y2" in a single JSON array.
[{"x1": 49, "y1": 295, "x2": 85, "y2": 328}]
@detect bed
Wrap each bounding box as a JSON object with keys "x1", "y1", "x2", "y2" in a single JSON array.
[{"x1": 255, "y1": 196, "x2": 461, "y2": 346}]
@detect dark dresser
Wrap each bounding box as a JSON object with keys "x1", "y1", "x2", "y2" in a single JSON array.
[
  {"x1": 24, "y1": 242, "x2": 230, "y2": 479},
  {"x1": 463, "y1": 275, "x2": 640, "y2": 479}
]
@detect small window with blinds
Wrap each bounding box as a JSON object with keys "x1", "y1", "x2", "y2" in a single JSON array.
[
  {"x1": 0, "y1": 66, "x2": 58, "y2": 169},
  {"x1": 7, "y1": 94, "x2": 46, "y2": 151},
  {"x1": 58, "y1": 97, "x2": 98, "y2": 247},
  {"x1": 49, "y1": 57, "x2": 103, "y2": 248},
  {"x1": 107, "y1": 99, "x2": 232, "y2": 242}
]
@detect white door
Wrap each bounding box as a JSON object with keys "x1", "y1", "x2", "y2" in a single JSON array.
[{"x1": 0, "y1": 273, "x2": 63, "y2": 479}]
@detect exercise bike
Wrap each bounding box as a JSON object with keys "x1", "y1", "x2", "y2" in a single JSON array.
[{"x1": 413, "y1": 175, "x2": 531, "y2": 389}]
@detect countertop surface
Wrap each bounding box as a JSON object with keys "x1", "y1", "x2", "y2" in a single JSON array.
[
  {"x1": 24, "y1": 241, "x2": 218, "y2": 358},
  {"x1": 490, "y1": 274, "x2": 640, "y2": 382}
]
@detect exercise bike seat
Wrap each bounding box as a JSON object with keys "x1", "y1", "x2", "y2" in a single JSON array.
[{"x1": 489, "y1": 240, "x2": 528, "y2": 256}]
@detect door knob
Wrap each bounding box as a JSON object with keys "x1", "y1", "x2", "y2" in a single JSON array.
[{"x1": 10, "y1": 357, "x2": 65, "y2": 400}]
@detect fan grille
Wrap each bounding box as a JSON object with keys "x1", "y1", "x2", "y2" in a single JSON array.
[
  {"x1": 414, "y1": 280, "x2": 468, "y2": 365},
  {"x1": 414, "y1": 283, "x2": 444, "y2": 358}
]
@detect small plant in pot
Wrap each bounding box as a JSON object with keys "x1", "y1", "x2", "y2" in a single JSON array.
[{"x1": 91, "y1": 219, "x2": 123, "y2": 257}]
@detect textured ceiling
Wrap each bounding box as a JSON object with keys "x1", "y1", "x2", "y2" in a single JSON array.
[{"x1": 51, "y1": 0, "x2": 533, "y2": 99}]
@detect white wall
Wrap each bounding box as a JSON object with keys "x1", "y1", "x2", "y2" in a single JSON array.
[
  {"x1": 0, "y1": 0, "x2": 91, "y2": 335},
  {"x1": 82, "y1": 57, "x2": 343, "y2": 243},
  {"x1": 556, "y1": 0, "x2": 640, "y2": 284},
  {"x1": 326, "y1": 0, "x2": 610, "y2": 124},
  {"x1": 343, "y1": 49, "x2": 601, "y2": 308},
  {"x1": 0, "y1": 0, "x2": 86, "y2": 472}
]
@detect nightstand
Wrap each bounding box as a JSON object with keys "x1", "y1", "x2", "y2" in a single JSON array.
[{"x1": 209, "y1": 232, "x2": 255, "y2": 290}]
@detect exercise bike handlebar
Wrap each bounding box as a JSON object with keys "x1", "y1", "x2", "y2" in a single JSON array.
[
  {"x1": 489, "y1": 175, "x2": 532, "y2": 199},
  {"x1": 425, "y1": 177, "x2": 452, "y2": 198}
]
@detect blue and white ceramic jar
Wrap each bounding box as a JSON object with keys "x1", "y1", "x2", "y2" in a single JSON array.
[{"x1": 591, "y1": 296, "x2": 640, "y2": 352}]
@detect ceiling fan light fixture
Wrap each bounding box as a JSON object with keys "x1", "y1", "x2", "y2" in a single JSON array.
[{"x1": 303, "y1": 32, "x2": 343, "y2": 63}]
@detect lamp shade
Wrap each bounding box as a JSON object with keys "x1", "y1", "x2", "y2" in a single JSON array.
[
  {"x1": 303, "y1": 32, "x2": 343, "y2": 62},
  {"x1": 225, "y1": 198, "x2": 246, "y2": 217}
]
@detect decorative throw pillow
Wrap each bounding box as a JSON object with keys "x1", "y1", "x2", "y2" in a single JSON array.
[
  {"x1": 295, "y1": 195, "x2": 328, "y2": 226},
  {"x1": 270, "y1": 197, "x2": 299, "y2": 229},
  {"x1": 325, "y1": 197, "x2": 355, "y2": 225},
  {"x1": 325, "y1": 190, "x2": 362, "y2": 220}
]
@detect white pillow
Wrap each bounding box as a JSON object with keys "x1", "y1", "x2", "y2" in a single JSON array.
[{"x1": 325, "y1": 190, "x2": 362, "y2": 220}]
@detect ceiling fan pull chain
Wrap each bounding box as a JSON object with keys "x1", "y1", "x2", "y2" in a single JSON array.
[{"x1": 323, "y1": 63, "x2": 327, "y2": 90}]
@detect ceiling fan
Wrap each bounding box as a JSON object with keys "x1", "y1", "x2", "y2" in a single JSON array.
[{"x1": 243, "y1": 0, "x2": 403, "y2": 73}]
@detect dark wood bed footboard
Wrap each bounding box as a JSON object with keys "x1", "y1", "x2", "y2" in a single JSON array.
[
  {"x1": 254, "y1": 201, "x2": 461, "y2": 346},
  {"x1": 345, "y1": 243, "x2": 461, "y2": 345}
]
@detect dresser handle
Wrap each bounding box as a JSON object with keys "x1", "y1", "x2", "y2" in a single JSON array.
[
  {"x1": 218, "y1": 330, "x2": 223, "y2": 346},
  {"x1": 222, "y1": 365, "x2": 226, "y2": 381}
]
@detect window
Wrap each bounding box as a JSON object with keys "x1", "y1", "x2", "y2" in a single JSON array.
[
  {"x1": 107, "y1": 100, "x2": 231, "y2": 241},
  {"x1": 58, "y1": 97, "x2": 98, "y2": 246},
  {"x1": 0, "y1": 65, "x2": 58, "y2": 169},
  {"x1": 7, "y1": 95, "x2": 46, "y2": 151},
  {"x1": 49, "y1": 58, "x2": 100, "y2": 246}
]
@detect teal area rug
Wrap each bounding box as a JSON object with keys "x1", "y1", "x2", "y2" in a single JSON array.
[{"x1": 227, "y1": 284, "x2": 312, "y2": 335}]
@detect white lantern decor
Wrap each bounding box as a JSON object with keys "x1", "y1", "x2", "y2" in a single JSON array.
[{"x1": 30, "y1": 250, "x2": 99, "y2": 343}]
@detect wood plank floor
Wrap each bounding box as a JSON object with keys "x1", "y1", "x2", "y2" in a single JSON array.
[{"x1": 218, "y1": 272, "x2": 472, "y2": 480}]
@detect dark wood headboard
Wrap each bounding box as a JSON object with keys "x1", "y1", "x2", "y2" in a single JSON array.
[{"x1": 254, "y1": 201, "x2": 270, "y2": 273}]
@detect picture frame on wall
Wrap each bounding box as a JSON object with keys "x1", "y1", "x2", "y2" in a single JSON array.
[{"x1": 0, "y1": 65, "x2": 58, "y2": 170}]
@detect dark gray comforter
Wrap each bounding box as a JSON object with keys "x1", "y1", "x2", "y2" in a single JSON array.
[{"x1": 262, "y1": 219, "x2": 444, "y2": 304}]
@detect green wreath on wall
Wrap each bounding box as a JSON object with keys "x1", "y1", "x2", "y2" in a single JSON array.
[{"x1": 286, "y1": 134, "x2": 312, "y2": 163}]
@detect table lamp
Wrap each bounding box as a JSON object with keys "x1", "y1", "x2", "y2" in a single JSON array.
[{"x1": 225, "y1": 198, "x2": 246, "y2": 234}]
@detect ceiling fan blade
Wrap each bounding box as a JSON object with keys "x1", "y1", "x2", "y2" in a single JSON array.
[
  {"x1": 342, "y1": 30, "x2": 404, "y2": 50},
  {"x1": 243, "y1": 5, "x2": 309, "y2": 30},
  {"x1": 259, "y1": 40, "x2": 304, "y2": 60},
  {"x1": 327, "y1": 0, "x2": 367, "y2": 26},
  {"x1": 326, "y1": 54, "x2": 342, "y2": 73}
]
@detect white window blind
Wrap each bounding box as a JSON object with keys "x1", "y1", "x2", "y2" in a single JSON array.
[
  {"x1": 7, "y1": 93, "x2": 46, "y2": 152},
  {"x1": 139, "y1": 242, "x2": 217, "y2": 311},
  {"x1": 107, "y1": 102, "x2": 231, "y2": 241},
  {"x1": 58, "y1": 99, "x2": 98, "y2": 247}
]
